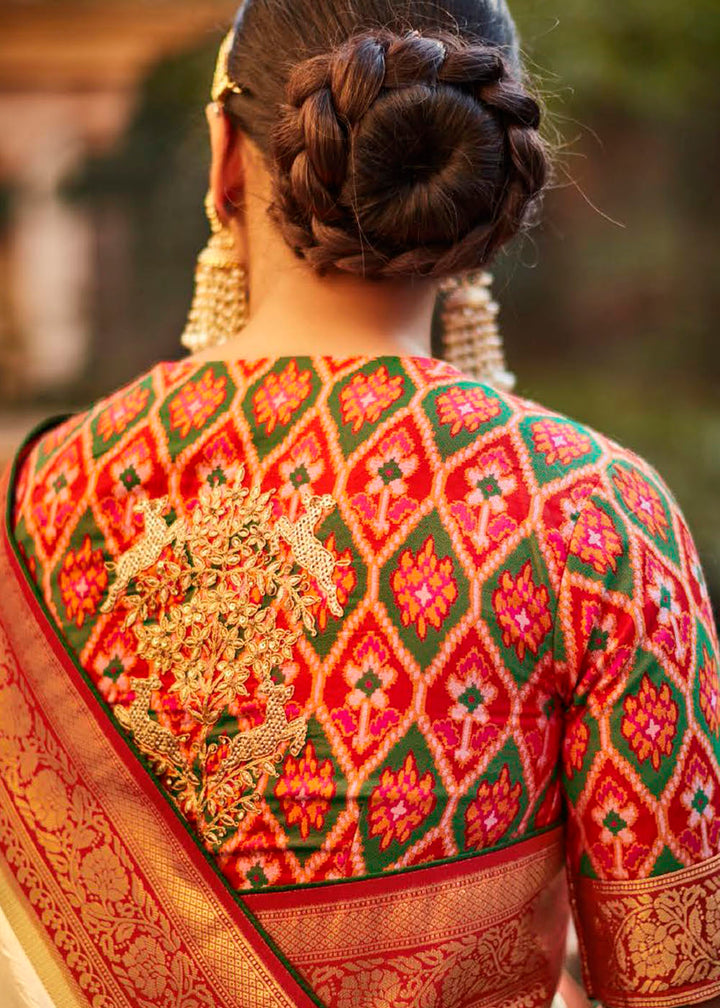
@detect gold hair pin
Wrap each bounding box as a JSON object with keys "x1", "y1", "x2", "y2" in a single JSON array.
[{"x1": 212, "y1": 28, "x2": 244, "y2": 103}]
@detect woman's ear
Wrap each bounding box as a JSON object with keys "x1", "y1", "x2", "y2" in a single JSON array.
[{"x1": 206, "y1": 103, "x2": 245, "y2": 225}]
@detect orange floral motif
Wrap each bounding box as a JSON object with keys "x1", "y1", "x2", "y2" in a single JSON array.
[
  {"x1": 493, "y1": 563, "x2": 552, "y2": 661},
  {"x1": 564, "y1": 718, "x2": 590, "y2": 774},
  {"x1": 274, "y1": 740, "x2": 335, "y2": 839},
  {"x1": 96, "y1": 384, "x2": 150, "y2": 442},
  {"x1": 621, "y1": 675, "x2": 678, "y2": 771},
  {"x1": 368, "y1": 751, "x2": 436, "y2": 851},
  {"x1": 465, "y1": 765, "x2": 521, "y2": 849},
  {"x1": 531, "y1": 419, "x2": 594, "y2": 467},
  {"x1": 252, "y1": 360, "x2": 312, "y2": 435},
  {"x1": 339, "y1": 366, "x2": 404, "y2": 433},
  {"x1": 611, "y1": 464, "x2": 669, "y2": 541},
  {"x1": 572, "y1": 503, "x2": 624, "y2": 575},
  {"x1": 436, "y1": 386, "x2": 502, "y2": 437},
  {"x1": 58, "y1": 536, "x2": 108, "y2": 628},
  {"x1": 169, "y1": 369, "x2": 227, "y2": 439},
  {"x1": 699, "y1": 646, "x2": 720, "y2": 736},
  {"x1": 391, "y1": 537, "x2": 458, "y2": 640}
]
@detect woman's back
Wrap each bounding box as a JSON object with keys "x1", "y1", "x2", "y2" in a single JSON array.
[
  {"x1": 1, "y1": 0, "x2": 719, "y2": 1004},
  {"x1": 11, "y1": 353, "x2": 720, "y2": 1004}
]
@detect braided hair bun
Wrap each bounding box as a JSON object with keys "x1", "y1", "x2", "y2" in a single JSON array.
[{"x1": 269, "y1": 31, "x2": 547, "y2": 279}]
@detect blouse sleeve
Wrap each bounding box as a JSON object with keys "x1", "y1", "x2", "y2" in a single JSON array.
[{"x1": 558, "y1": 450, "x2": 720, "y2": 1007}]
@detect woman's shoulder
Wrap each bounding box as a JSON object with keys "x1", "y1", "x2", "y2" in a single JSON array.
[{"x1": 12, "y1": 352, "x2": 684, "y2": 547}]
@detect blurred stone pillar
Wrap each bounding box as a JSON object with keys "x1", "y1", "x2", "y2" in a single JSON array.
[{"x1": 7, "y1": 104, "x2": 92, "y2": 393}]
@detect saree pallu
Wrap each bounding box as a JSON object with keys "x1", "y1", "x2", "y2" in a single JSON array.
[{"x1": 0, "y1": 466, "x2": 568, "y2": 1008}]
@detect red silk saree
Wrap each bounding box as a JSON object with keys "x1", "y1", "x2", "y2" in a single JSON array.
[{"x1": 2, "y1": 355, "x2": 720, "y2": 1006}]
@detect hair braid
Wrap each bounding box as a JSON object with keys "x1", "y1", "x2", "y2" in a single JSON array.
[{"x1": 269, "y1": 29, "x2": 547, "y2": 279}]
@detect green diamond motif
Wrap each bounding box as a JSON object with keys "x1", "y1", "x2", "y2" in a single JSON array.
[
  {"x1": 266, "y1": 717, "x2": 346, "y2": 867},
  {"x1": 91, "y1": 374, "x2": 155, "y2": 459},
  {"x1": 358, "y1": 724, "x2": 443, "y2": 872},
  {"x1": 160, "y1": 364, "x2": 236, "y2": 462},
  {"x1": 381, "y1": 512, "x2": 469, "y2": 667},
  {"x1": 422, "y1": 382, "x2": 511, "y2": 460},
  {"x1": 327, "y1": 360, "x2": 415, "y2": 457},
  {"x1": 519, "y1": 415, "x2": 601, "y2": 487},
  {"x1": 243, "y1": 358, "x2": 321, "y2": 461}
]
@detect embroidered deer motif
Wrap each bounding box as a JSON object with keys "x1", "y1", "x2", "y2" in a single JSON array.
[
  {"x1": 115, "y1": 674, "x2": 196, "y2": 782},
  {"x1": 216, "y1": 681, "x2": 307, "y2": 781},
  {"x1": 272, "y1": 490, "x2": 345, "y2": 618},
  {"x1": 101, "y1": 496, "x2": 187, "y2": 612}
]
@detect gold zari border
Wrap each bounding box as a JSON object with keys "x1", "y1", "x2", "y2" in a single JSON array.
[
  {"x1": 573, "y1": 851, "x2": 720, "y2": 1008},
  {"x1": 248, "y1": 834, "x2": 569, "y2": 1008}
]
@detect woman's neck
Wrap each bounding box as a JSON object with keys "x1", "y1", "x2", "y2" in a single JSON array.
[{"x1": 191, "y1": 225, "x2": 438, "y2": 364}]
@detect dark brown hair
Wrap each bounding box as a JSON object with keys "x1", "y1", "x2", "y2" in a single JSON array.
[{"x1": 223, "y1": 1, "x2": 547, "y2": 279}]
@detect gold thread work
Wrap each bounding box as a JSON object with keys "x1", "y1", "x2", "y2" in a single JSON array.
[{"x1": 103, "y1": 475, "x2": 344, "y2": 847}]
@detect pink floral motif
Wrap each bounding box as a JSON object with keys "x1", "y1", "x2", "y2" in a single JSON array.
[
  {"x1": 680, "y1": 755, "x2": 717, "y2": 860},
  {"x1": 611, "y1": 464, "x2": 669, "y2": 541},
  {"x1": 391, "y1": 537, "x2": 458, "y2": 640},
  {"x1": 169, "y1": 369, "x2": 228, "y2": 439},
  {"x1": 278, "y1": 433, "x2": 325, "y2": 520},
  {"x1": 493, "y1": 562, "x2": 552, "y2": 661},
  {"x1": 591, "y1": 778, "x2": 639, "y2": 879},
  {"x1": 436, "y1": 386, "x2": 502, "y2": 437},
  {"x1": 464, "y1": 766, "x2": 521, "y2": 849},
  {"x1": 58, "y1": 536, "x2": 108, "y2": 629},
  {"x1": 92, "y1": 625, "x2": 138, "y2": 704},
  {"x1": 368, "y1": 751, "x2": 436, "y2": 851},
  {"x1": 450, "y1": 447, "x2": 517, "y2": 546},
  {"x1": 339, "y1": 366, "x2": 404, "y2": 433},
  {"x1": 274, "y1": 740, "x2": 335, "y2": 840},
  {"x1": 621, "y1": 675, "x2": 678, "y2": 771},
  {"x1": 195, "y1": 432, "x2": 244, "y2": 489},
  {"x1": 32, "y1": 441, "x2": 84, "y2": 544},
  {"x1": 101, "y1": 437, "x2": 154, "y2": 539},
  {"x1": 351, "y1": 429, "x2": 419, "y2": 533},
  {"x1": 96, "y1": 384, "x2": 150, "y2": 442},
  {"x1": 699, "y1": 646, "x2": 720, "y2": 736},
  {"x1": 234, "y1": 856, "x2": 281, "y2": 890},
  {"x1": 253, "y1": 361, "x2": 313, "y2": 435},
  {"x1": 446, "y1": 651, "x2": 498, "y2": 764},
  {"x1": 645, "y1": 558, "x2": 688, "y2": 662},
  {"x1": 572, "y1": 503, "x2": 624, "y2": 575},
  {"x1": 344, "y1": 633, "x2": 397, "y2": 751},
  {"x1": 531, "y1": 419, "x2": 594, "y2": 467}
]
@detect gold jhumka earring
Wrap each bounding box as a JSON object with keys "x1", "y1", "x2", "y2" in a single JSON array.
[
  {"x1": 438, "y1": 272, "x2": 516, "y2": 392},
  {"x1": 181, "y1": 30, "x2": 248, "y2": 355}
]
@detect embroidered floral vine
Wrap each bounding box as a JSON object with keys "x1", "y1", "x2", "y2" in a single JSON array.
[{"x1": 104, "y1": 474, "x2": 343, "y2": 848}]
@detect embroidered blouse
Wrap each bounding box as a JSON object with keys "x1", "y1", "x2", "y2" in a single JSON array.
[{"x1": 12, "y1": 355, "x2": 720, "y2": 1005}]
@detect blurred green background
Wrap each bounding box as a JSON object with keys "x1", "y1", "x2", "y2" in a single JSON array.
[{"x1": 0, "y1": 0, "x2": 718, "y2": 623}]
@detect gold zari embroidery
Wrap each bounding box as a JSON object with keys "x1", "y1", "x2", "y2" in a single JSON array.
[{"x1": 104, "y1": 476, "x2": 344, "y2": 847}]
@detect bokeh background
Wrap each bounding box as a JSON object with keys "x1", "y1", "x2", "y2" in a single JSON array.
[{"x1": 0, "y1": 0, "x2": 718, "y2": 627}]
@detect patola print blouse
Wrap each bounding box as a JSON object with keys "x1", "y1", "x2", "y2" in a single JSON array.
[{"x1": 12, "y1": 355, "x2": 720, "y2": 998}]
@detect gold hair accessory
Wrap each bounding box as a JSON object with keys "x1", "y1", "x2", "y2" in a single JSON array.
[
  {"x1": 212, "y1": 28, "x2": 244, "y2": 104},
  {"x1": 438, "y1": 272, "x2": 516, "y2": 391},
  {"x1": 180, "y1": 190, "x2": 248, "y2": 355},
  {"x1": 181, "y1": 29, "x2": 248, "y2": 355}
]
